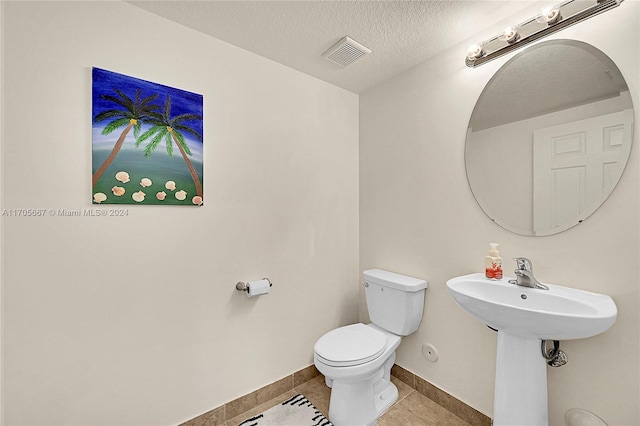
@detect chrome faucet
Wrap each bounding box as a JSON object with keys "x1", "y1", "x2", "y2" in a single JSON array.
[{"x1": 509, "y1": 257, "x2": 549, "y2": 290}]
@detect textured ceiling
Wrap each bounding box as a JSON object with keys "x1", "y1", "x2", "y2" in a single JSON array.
[{"x1": 127, "y1": 0, "x2": 535, "y2": 94}]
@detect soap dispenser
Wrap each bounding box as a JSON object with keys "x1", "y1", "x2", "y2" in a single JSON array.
[{"x1": 485, "y1": 243, "x2": 503, "y2": 279}]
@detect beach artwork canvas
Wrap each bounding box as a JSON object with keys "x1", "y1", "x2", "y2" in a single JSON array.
[{"x1": 92, "y1": 67, "x2": 204, "y2": 206}]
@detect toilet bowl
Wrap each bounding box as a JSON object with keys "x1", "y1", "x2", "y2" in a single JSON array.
[
  {"x1": 314, "y1": 324, "x2": 401, "y2": 425},
  {"x1": 313, "y1": 269, "x2": 427, "y2": 426}
]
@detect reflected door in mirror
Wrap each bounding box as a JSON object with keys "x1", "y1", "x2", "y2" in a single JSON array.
[{"x1": 532, "y1": 110, "x2": 633, "y2": 235}]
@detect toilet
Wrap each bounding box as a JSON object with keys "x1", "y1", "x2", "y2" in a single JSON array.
[{"x1": 313, "y1": 269, "x2": 427, "y2": 426}]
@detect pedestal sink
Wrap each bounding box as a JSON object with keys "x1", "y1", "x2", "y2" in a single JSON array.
[{"x1": 446, "y1": 273, "x2": 617, "y2": 426}]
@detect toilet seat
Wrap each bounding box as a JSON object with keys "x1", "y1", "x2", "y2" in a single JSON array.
[{"x1": 314, "y1": 323, "x2": 387, "y2": 367}]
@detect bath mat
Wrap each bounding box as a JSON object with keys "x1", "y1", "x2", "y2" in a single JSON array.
[{"x1": 237, "y1": 393, "x2": 332, "y2": 426}]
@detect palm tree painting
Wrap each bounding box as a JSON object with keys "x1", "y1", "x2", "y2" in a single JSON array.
[
  {"x1": 136, "y1": 96, "x2": 203, "y2": 198},
  {"x1": 92, "y1": 67, "x2": 204, "y2": 206},
  {"x1": 92, "y1": 88, "x2": 160, "y2": 187}
]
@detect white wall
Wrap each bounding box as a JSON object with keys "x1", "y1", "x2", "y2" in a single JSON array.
[
  {"x1": 1, "y1": 1, "x2": 359, "y2": 425},
  {"x1": 360, "y1": 2, "x2": 639, "y2": 426}
]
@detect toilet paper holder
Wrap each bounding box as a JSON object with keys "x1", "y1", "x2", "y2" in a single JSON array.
[{"x1": 236, "y1": 278, "x2": 273, "y2": 293}]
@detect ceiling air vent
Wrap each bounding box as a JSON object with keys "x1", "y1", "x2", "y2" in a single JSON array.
[{"x1": 322, "y1": 36, "x2": 371, "y2": 67}]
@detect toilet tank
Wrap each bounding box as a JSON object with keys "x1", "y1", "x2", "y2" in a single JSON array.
[{"x1": 363, "y1": 269, "x2": 427, "y2": 335}]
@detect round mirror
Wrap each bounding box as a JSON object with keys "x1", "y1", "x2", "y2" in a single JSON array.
[{"x1": 466, "y1": 40, "x2": 634, "y2": 236}]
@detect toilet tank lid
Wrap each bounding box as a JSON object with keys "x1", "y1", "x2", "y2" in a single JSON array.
[{"x1": 363, "y1": 269, "x2": 427, "y2": 292}]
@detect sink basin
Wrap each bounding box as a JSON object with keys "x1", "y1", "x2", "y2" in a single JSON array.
[{"x1": 446, "y1": 273, "x2": 617, "y2": 340}]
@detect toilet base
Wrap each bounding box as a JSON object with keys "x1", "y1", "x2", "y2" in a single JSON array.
[{"x1": 328, "y1": 370, "x2": 398, "y2": 426}]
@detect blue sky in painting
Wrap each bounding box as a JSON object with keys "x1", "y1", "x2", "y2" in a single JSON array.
[{"x1": 92, "y1": 67, "x2": 204, "y2": 147}]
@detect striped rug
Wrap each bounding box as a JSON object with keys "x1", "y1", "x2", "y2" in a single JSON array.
[{"x1": 237, "y1": 394, "x2": 332, "y2": 426}]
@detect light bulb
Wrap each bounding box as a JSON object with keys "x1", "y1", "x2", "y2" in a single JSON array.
[
  {"x1": 542, "y1": 6, "x2": 561, "y2": 24},
  {"x1": 501, "y1": 26, "x2": 519, "y2": 43},
  {"x1": 466, "y1": 43, "x2": 484, "y2": 60}
]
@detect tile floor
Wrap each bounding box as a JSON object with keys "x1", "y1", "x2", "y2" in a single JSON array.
[{"x1": 224, "y1": 375, "x2": 472, "y2": 426}]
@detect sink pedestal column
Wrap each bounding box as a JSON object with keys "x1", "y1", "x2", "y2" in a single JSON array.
[{"x1": 494, "y1": 331, "x2": 548, "y2": 426}]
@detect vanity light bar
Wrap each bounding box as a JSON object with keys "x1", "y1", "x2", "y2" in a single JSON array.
[{"x1": 466, "y1": 0, "x2": 624, "y2": 67}]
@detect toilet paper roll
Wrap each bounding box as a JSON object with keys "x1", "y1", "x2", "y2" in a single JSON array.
[{"x1": 246, "y1": 279, "x2": 270, "y2": 297}]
